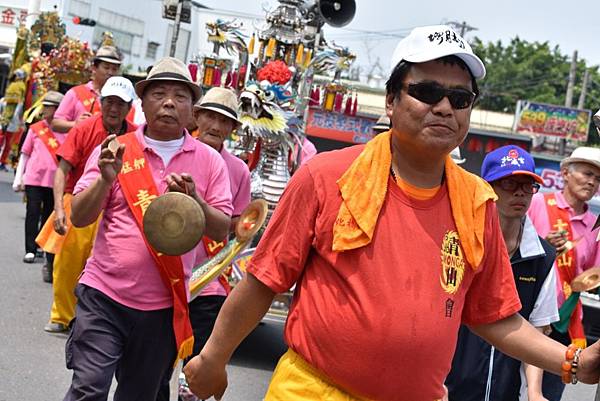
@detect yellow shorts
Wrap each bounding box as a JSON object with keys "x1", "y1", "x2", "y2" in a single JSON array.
[{"x1": 265, "y1": 349, "x2": 371, "y2": 401}]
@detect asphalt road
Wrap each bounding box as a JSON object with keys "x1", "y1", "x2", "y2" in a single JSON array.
[{"x1": 0, "y1": 169, "x2": 596, "y2": 400}]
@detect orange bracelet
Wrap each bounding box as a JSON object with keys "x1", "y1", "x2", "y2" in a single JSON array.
[{"x1": 561, "y1": 344, "x2": 582, "y2": 384}]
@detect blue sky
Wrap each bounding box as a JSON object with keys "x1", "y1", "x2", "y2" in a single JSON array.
[{"x1": 203, "y1": 0, "x2": 600, "y2": 75}]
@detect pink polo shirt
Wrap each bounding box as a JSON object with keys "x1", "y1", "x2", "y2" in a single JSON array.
[
  {"x1": 528, "y1": 191, "x2": 600, "y2": 310},
  {"x1": 74, "y1": 125, "x2": 233, "y2": 310},
  {"x1": 221, "y1": 147, "x2": 251, "y2": 217},
  {"x1": 199, "y1": 147, "x2": 252, "y2": 297},
  {"x1": 21, "y1": 121, "x2": 66, "y2": 188},
  {"x1": 54, "y1": 81, "x2": 99, "y2": 122}
]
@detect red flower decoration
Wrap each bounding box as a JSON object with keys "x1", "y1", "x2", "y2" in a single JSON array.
[{"x1": 257, "y1": 60, "x2": 292, "y2": 85}]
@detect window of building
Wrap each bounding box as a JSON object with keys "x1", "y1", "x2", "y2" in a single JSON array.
[
  {"x1": 92, "y1": 26, "x2": 133, "y2": 54},
  {"x1": 97, "y1": 8, "x2": 144, "y2": 37},
  {"x1": 68, "y1": 0, "x2": 91, "y2": 18},
  {"x1": 146, "y1": 41, "x2": 160, "y2": 60}
]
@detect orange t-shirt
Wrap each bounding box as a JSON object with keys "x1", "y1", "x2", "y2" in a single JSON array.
[
  {"x1": 57, "y1": 114, "x2": 137, "y2": 193},
  {"x1": 246, "y1": 145, "x2": 521, "y2": 401}
]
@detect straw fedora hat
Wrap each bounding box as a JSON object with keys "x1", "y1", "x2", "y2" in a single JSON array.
[
  {"x1": 135, "y1": 57, "x2": 201, "y2": 102},
  {"x1": 42, "y1": 91, "x2": 64, "y2": 107},
  {"x1": 560, "y1": 146, "x2": 600, "y2": 171},
  {"x1": 94, "y1": 46, "x2": 122, "y2": 65},
  {"x1": 194, "y1": 87, "x2": 240, "y2": 124}
]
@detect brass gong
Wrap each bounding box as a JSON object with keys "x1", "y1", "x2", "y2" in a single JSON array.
[
  {"x1": 143, "y1": 192, "x2": 206, "y2": 256},
  {"x1": 571, "y1": 266, "x2": 600, "y2": 293},
  {"x1": 235, "y1": 199, "x2": 268, "y2": 242}
]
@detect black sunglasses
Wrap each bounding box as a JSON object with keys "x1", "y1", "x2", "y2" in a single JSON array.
[
  {"x1": 496, "y1": 178, "x2": 541, "y2": 195},
  {"x1": 404, "y1": 82, "x2": 476, "y2": 110}
]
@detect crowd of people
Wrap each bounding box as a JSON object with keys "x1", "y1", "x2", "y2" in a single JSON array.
[{"x1": 2, "y1": 24, "x2": 600, "y2": 401}]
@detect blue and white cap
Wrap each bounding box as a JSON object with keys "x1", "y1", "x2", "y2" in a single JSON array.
[{"x1": 481, "y1": 145, "x2": 543, "y2": 184}]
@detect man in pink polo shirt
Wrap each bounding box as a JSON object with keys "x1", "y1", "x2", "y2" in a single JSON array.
[
  {"x1": 12, "y1": 91, "x2": 65, "y2": 270},
  {"x1": 51, "y1": 46, "x2": 121, "y2": 133},
  {"x1": 169, "y1": 87, "x2": 251, "y2": 401},
  {"x1": 63, "y1": 57, "x2": 232, "y2": 401},
  {"x1": 528, "y1": 146, "x2": 600, "y2": 401}
]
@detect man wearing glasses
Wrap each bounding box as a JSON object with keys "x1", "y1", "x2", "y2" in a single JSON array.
[
  {"x1": 528, "y1": 146, "x2": 600, "y2": 400},
  {"x1": 184, "y1": 25, "x2": 600, "y2": 401},
  {"x1": 446, "y1": 145, "x2": 558, "y2": 401}
]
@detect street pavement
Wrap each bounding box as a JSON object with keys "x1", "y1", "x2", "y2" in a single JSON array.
[{"x1": 0, "y1": 169, "x2": 596, "y2": 400}]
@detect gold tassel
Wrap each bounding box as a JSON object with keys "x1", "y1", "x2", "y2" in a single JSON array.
[
  {"x1": 174, "y1": 336, "x2": 195, "y2": 367},
  {"x1": 304, "y1": 49, "x2": 312, "y2": 68},
  {"x1": 265, "y1": 38, "x2": 276, "y2": 58},
  {"x1": 295, "y1": 43, "x2": 304, "y2": 65},
  {"x1": 248, "y1": 34, "x2": 255, "y2": 55}
]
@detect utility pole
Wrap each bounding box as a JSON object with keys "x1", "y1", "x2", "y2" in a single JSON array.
[
  {"x1": 448, "y1": 21, "x2": 477, "y2": 37},
  {"x1": 565, "y1": 50, "x2": 578, "y2": 108},
  {"x1": 577, "y1": 68, "x2": 590, "y2": 109},
  {"x1": 560, "y1": 50, "x2": 578, "y2": 155},
  {"x1": 169, "y1": 0, "x2": 183, "y2": 57}
]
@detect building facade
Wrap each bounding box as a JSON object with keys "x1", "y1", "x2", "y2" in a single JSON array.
[{"x1": 0, "y1": 0, "x2": 261, "y2": 72}]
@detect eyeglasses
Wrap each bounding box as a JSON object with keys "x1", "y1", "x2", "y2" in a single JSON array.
[
  {"x1": 404, "y1": 82, "x2": 476, "y2": 109},
  {"x1": 496, "y1": 178, "x2": 541, "y2": 194}
]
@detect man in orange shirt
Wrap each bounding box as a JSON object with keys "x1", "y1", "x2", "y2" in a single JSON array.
[
  {"x1": 51, "y1": 46, "x2": 121, "y2": 133},
  {"x1": 38, "y1": 77, "x2": 137, "y2": 333},
  {"x1": 184, "y1": 25, "x2": 600, "y2": 401}
]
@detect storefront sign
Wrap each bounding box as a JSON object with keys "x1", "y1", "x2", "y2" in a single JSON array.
[
  {"x1": 514, "y1": 101, "x2": 591, "y2": 142},
  {"x1": 0, "y1": 6, "x2": 27, "y2": 27},
  {"x1": 306, "y1": 109, "x2": 376, "y2": 144}
]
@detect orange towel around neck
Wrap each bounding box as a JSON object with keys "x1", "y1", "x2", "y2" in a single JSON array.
[{"x1": 332, "y1": 130, "x2": 497, "y2": 270}]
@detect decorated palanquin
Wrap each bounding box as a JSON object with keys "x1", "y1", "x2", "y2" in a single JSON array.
[
  {"x1": 9, "y1": 12, "x2": 94, "y2": 123},
  {"x1": 186, "y1": 0, "x2": 364, "y2": 322}
]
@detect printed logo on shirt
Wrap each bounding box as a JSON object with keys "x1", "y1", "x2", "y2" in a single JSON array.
[
  {"x1": 440, "y1": 230, "x2": 465, "y2": 295},
  {"x1": 518, "y1": 276, "x2": 536, "y2": 283}
]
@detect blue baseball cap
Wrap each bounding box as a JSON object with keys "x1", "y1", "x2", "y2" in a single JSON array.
[{"x1": 481, "y1": 145, "x2": 543, "y2": 184}]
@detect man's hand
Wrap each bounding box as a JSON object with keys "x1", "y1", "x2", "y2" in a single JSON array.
[
  {"x1": 98, "y1": 135, "x2": 124, "y2": 185},
  {"x1": 545, "y1": 230, "x2": 568, "y2": 254},
  {"x1": 12, "y1": 183, "x2": 24, "y2": 192},
  {"x1": 75, "y1": 112, "x2": 92, "y2": 126},
  {"x1": 183, "y1": 353, "x2": 228, "y2": 401},
  {"x1": 575, "y1": 340, "x2": 600, "y2": 384},
  {"x1": 165, "y1": 173, "x2": 200, "y2": 200},
  {"x1": 53, "y1": 206, "x2": 67, "y2": 235}
]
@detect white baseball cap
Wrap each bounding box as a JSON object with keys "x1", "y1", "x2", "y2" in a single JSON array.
[
  {"x1": 390, "y1": 25, "x2": 486, "y2": 79},
  {"x1": 101, "y1": 76, "x2": 135, "y2": 103}
]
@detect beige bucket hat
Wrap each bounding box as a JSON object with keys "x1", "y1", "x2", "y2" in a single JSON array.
[
  {"x1": 194, "y1": 87, "x2": 240, "y2": 124},
  {"x1": 42, "y1": 91, "x2": 65, "y2": 106},
  {"x1": 560, "y1": 146, "x2": 600, "y2": 171},
  {"x1": 135, "y1": 57, "x2": 201, "y2": 102},
  {"x1": 94, "y1": 46, "x2": 122, "y2": 65}
]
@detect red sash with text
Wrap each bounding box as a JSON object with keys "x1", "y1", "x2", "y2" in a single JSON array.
[
  {"x1": 116, "y1": 131, "x2": 194, "y2": 361},
  {"x1": 30, "y1": 120, "x2": 60, "y2": 165},
  {"x1": 73, "y1": 84, "x2": 101, "y2": 114},
  {"x1": 543, "y1": 192, "x2": 586, "y2": 347},
  {"x1": 202, "y1": 237, "x2": 232, "y2": 293}
]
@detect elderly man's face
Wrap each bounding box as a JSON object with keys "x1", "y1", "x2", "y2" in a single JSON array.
[
  {"x1": 562, "y1": 162, "x2": 600, "y2": 202},
  {"x1": 142, "y1": 82, "x2": 193, "y2": 135},
  {"x1": 385, "y1": 60, "x2": 473, "y2": 159},
  {"x1": 194, "y1": 109, "x2": 237, "y2": 151},
  {"x1": 101, "y1": 95, "x2": 130, "y2": 130}
]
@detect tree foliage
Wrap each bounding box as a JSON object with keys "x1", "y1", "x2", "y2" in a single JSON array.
[{"x1": 471, "y1": 37, "x2": 600, "y2": 115}]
